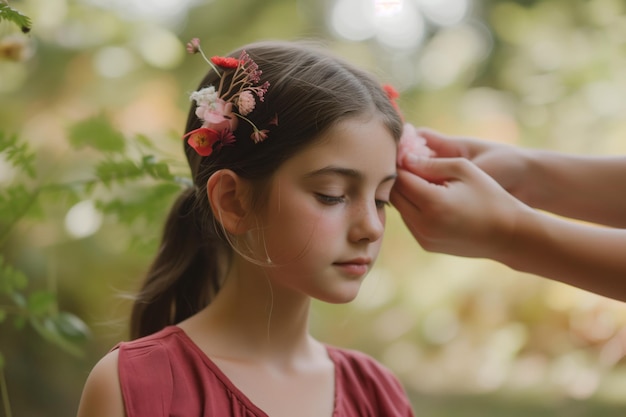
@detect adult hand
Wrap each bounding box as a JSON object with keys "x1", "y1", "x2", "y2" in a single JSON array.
[
  {"x1": 390, "y1": 153, "x2": 529, "y2": 259},
  {"x1": 415, "y1": 128, "x2": 529, "y2": 199}
]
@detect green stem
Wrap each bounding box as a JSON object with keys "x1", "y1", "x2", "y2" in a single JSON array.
[
  {"x1": 0, "y1": 364, "x2": 12, "y2": 417},
  {"x1": 197, "y1": 47, "x2": 221, "y2": 78}
]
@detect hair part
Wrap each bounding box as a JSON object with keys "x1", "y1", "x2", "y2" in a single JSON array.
[{"x1": 130, "y1": 40, "x2": 403, "y2": 339}]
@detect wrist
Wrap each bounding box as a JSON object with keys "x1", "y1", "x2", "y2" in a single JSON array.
[
  {"x1": 491, "y1": 203, "x2": 541, "y2": 272},
  {"x1": 507, "y1": 148, "x2": 538, "y2": 205}
]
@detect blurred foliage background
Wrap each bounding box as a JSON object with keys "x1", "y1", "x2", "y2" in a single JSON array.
[{"x1": 2, "y1": 0, "x2": 626, "y2": 416}]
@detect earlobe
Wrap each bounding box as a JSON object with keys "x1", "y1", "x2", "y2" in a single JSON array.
[{"x1": 207, "y1": 170, "x2": 251, "y2": 235}]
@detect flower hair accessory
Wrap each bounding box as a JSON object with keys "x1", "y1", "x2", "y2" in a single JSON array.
[
  {"x1": 382, "y1": 84, "x2": 403, "y2": 121},
  {"x1": 379, "y1": 85, "x2": 434, "y2": 165},
  {"x1": 183, "y1": 38, "x2": 277, "y2": 156},
  {"x1": 397, "y1": 123, "x2": 435, "y2": 166}
]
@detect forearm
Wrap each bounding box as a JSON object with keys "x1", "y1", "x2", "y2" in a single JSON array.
[
  {"x1": 496, "y1": 207, "x2": 626, "y2": 301},
  {"x1": 518, "y1": 151, "x2": 626, "y2": 227}
]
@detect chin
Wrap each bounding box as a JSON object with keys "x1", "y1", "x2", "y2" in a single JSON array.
[{"x1": 319, "y1": 287, "x2": 362, "y2": 304}]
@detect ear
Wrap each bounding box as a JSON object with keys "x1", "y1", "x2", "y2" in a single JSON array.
[{"x1": 207, "y1": 169, "x2": 251, "y2": 235}]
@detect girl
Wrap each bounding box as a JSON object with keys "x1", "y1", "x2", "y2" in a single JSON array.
[{"x1": 77, "y1": 39, "x2": 414, "y2": 417}]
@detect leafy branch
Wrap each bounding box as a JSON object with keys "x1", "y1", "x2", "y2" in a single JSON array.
[
  {"x1": 0, "y1": 117, "x2": 187, "y2": 417},
  {"x1": 0, "y1": 3, "x2": 32, "y2": 34}
]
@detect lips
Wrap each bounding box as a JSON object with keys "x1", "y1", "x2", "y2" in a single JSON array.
[{"x1": 333, "y1": 258, "x2": 371, "y2": 276}]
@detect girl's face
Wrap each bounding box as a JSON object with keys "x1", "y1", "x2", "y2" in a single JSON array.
[{"x1": 249, "y1": 115, "x2": 397, "y2": 304}]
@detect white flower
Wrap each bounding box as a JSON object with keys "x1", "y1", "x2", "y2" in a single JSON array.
[{"x1": 190, "y1": 86, "x2": 218, "y2": 105}]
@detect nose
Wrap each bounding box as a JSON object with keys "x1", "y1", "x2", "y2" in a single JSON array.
[{"x1": 348, "y1": 200, "x2": 385, "y2": 243}]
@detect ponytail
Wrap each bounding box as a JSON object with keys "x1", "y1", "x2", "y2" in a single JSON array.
[{"x1": 129, "y1": 187, "x2": 225, "y2": 339}]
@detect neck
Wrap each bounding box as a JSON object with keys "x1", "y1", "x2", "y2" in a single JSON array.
[{"x1": 184, "y1": 260, "x2": 318, "y2": 365}]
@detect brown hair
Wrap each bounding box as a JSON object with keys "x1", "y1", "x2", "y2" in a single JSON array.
[{"x1": 130, "y1": 40, "x2": 403, "y2": 339}]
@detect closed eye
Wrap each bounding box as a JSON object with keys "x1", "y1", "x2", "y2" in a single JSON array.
[{"x1": 315, "y1": 193, "x2": 345, "y2": 205}]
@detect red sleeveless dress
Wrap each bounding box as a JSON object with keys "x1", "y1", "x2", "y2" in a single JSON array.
[{"x1": 115, "y1": 326, "x2": 414, "y2": 416}]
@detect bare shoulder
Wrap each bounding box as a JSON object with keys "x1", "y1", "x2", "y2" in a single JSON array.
[{"x1": 76, "y1": 350, "x2": 126, "y2": 417}]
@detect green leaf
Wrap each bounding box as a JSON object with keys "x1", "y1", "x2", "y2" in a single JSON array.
[
  {"x1": 95, "y1": 158, "x2": 143, "y2": 186},
  {"x1": 0, "y1": 4, "x2": 32, "y2": 33},
  {"x1": 0, "y1": 132, "x2": 36, "y2": 178},
  {"x1": 97, "y1": 182, "x2": 181, "y2": 224},
  {"x1": 0, "y1": 256, "x2": 28, "y2": 294},
  {"x1": 29, "y1": 314, "x2": 88, "y2": 356},
  {"x1": 53, "y1": 312, "x2": 90, "y2": 342},
  {"x1": 68, "y1": 116, "x2": 126, "y2": 153},
  {"x1": 141, "y1": 155, "x2": 174, "y2": 180},
  {"x1": 0, "y1": 184, "x2": 40, "y2": 230},
  {"x1": 10, "y1": 292, "x2": 26, "y2": 308},
  {"x1": 0, "y1": 309, "x2": 6, "y2": 324},
  {"x1": 13, "y1": 315, "x2": 26, "y2": 329},
  {"x1": 135, "y1": 134, "x2": 156, "y2": 149},
  {"x1": 26, "y1": 291, "x2": 56, "y2": 317}
]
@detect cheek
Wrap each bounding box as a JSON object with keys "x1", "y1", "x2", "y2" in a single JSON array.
[{"x1": 262, "y1": 189, "x2": 340, "y2": 261}]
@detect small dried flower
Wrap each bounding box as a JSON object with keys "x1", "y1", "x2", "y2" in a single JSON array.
[
  {"x1": 186, "y1": 38, "x2": 201, "y2": 54},
  {"x1": 214, "y1": 129, "x2": 236, "y2": 152},
  {"x1": 237, "y1": 91, "x2": 256, "y2": 115},
  {"x1": 251, "y1": 129, "x2": 269, "y2": 144}
]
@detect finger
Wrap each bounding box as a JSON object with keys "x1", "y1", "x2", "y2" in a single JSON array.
[
  {"x1": 413, "y1": 128, "x2": 463, "y2": 157},
  {"x1": 400, "y1": 155, "x2": 472, "y2": 183},
  {"x1": 391, "y1": 168, "x2": 446, "y2": 210},
  {"x1": 390, "y1": 185, "x2": 420, "y2": 215}
]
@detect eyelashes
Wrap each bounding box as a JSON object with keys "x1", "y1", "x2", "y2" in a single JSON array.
[
  {"x1": 315, "y1": 193, "x2": 345, "y2": 205},
  {"x1": 315, "y1": 193, "x2": 389, "y2": 209}
]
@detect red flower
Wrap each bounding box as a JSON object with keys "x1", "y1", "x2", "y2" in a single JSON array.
[
  {"x1": 382, "y1": 84, "x2": 403, "y2": 120},
  {"x1": 183, "y1": 127, "x2": 238, "y2": 156},
  {"x1": 211, "y1": 56, "x2": 240, "y2": 68},
  {"x1": 383, "y1": 84, "x2": 399, "y2": 101},
  {"x1": 183, "y1": 127, "x2": 220, "y2": 156}
]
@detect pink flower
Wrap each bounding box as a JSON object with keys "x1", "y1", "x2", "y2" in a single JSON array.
[
  {"x1": 186, "y1": 38, "x2": 200, "y2": 54},
  {"x1": 397, "y1": 123, "x2": 434, "y2": 166},
  {"x1": 196, "y1": 99, "x2": 239, "y2": 131},
  {"x1": 237, "y1": 91, "x2": 256, "y2": 115},
  {"x1": 251, "y1": 129, "x2": 269, "y2": 144}
]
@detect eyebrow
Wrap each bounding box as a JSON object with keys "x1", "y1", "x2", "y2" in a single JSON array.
[{"x1": 305, "y1": 166, "x2": 397, "y2": 183}]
